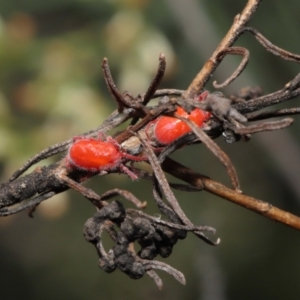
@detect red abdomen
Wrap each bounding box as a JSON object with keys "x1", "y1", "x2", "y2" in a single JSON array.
[
  {"x1": 67, "y1": 139, "x2": 122, "y2": 172},
  {"x1": 154, "y1": 106, "x2": 211, "y2": 145}
]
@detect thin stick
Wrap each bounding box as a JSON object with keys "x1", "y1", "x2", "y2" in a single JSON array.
[
  {"x1": 234, "y1": 118, "x2": 293, "y2": 135},
  {"x1": 143, "y1": 53, "x2": 166, "y2": 105},
  {"x1": 176, "y1": 115, "x2": 241, "y2": 192},
  {"x1": 162, "y1": 158, "x2": 300, "y2": 231},
  {"x1": 244, "y1": 27, "x2": 300, "y2": 63},
  {"x1": 247, "y1": 108, "x2": 300, "y2": 121},
  {"x1": 137, "y1": 132, "x2": 220, "y2": 245},
  {"x1": 213, "y1": 47, "x2": 249, "y2": 88},
  {"x1": 102, "y1": 58, "x2": 132, "y2": 111}
]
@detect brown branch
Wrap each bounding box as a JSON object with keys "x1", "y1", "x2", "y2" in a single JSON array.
[{"x1": 162, "y1": 158, "x2": 300, "y2": 231}]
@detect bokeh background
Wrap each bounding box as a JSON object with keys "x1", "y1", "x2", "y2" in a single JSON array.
[{"x1": 1, "y1": 0, "x2": 300, "y2": 299}]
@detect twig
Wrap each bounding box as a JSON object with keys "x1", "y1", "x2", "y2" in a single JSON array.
[
  {"x1": 142, "y1": 53, "x2": 166, "y2": 106},
  {"x1": 243, "y1": 27, "x2": 300, "y2": 63},
  {"x1": 213, "y1": 47, "x2": 249, "y2": 88},
  {"x1": 162, "y1": 158, "x2": 300, "y2": 231},
  {"x1": 234, "y1": 118, "x2": 293, "y2": 135},
  {"x1": 137, "y1": 132, "x2": 220, "y2": 245},
  {"x1": 247, "y1": 108, "x2": 300, "y2": 121},
  {"x1": 102, "y1": 58, "x2": 132, "y2": 111},
  {"x1": 175, "y1": 115, "x2": 241, "y2": 191},
  {"x1": 235, "y1": 85, "x2": 300, "y2": 114}
]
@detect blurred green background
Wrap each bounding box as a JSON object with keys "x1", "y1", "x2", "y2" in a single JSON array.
[{"x1": 1, "y1": 0, "x2": 300, "y2": 299}]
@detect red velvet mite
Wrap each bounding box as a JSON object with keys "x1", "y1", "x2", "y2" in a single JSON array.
[
  {"x1": 151, "y1": 91, "x2": 211, "y2": 145},
  {"x1": 66, "y1": 136, "x2": 145, "y2": 180}
]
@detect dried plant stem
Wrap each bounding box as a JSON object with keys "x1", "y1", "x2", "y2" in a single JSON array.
[
  {"x1": 247, "y1": 108, "x2": 300, "y2": 121},
  {"x1": 176, "y1": 115, "x2": 240, "y2": 191},
  {"x1": 213, "y1": 47, "x2": 249, "y2": 88},
  {"x1": 162, "y1": 158, "x2": 300, "y2": 231},
  {"x1": 203, "y1": 178, "x2": 300, "y2": 230}
]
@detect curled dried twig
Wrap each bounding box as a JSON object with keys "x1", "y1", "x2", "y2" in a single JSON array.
[
  {"x1": 136, "y1": 132, "x2": 220, "y2": 245},
  {"x1": 175, "y1": 115, "x2": 241, "y2": 192},
  {"x1": 83, "y1": 198, "x2": 214, "y2": 288},
  {"x1": 143, "y1": 260, "x2": 186, "y2": 286},
  {"x1": 213, "y1": 47, "x2": 249, "y2": 88},
  {"x1": 243, "y1": 27, "x2": 300, "y2": 63}
]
